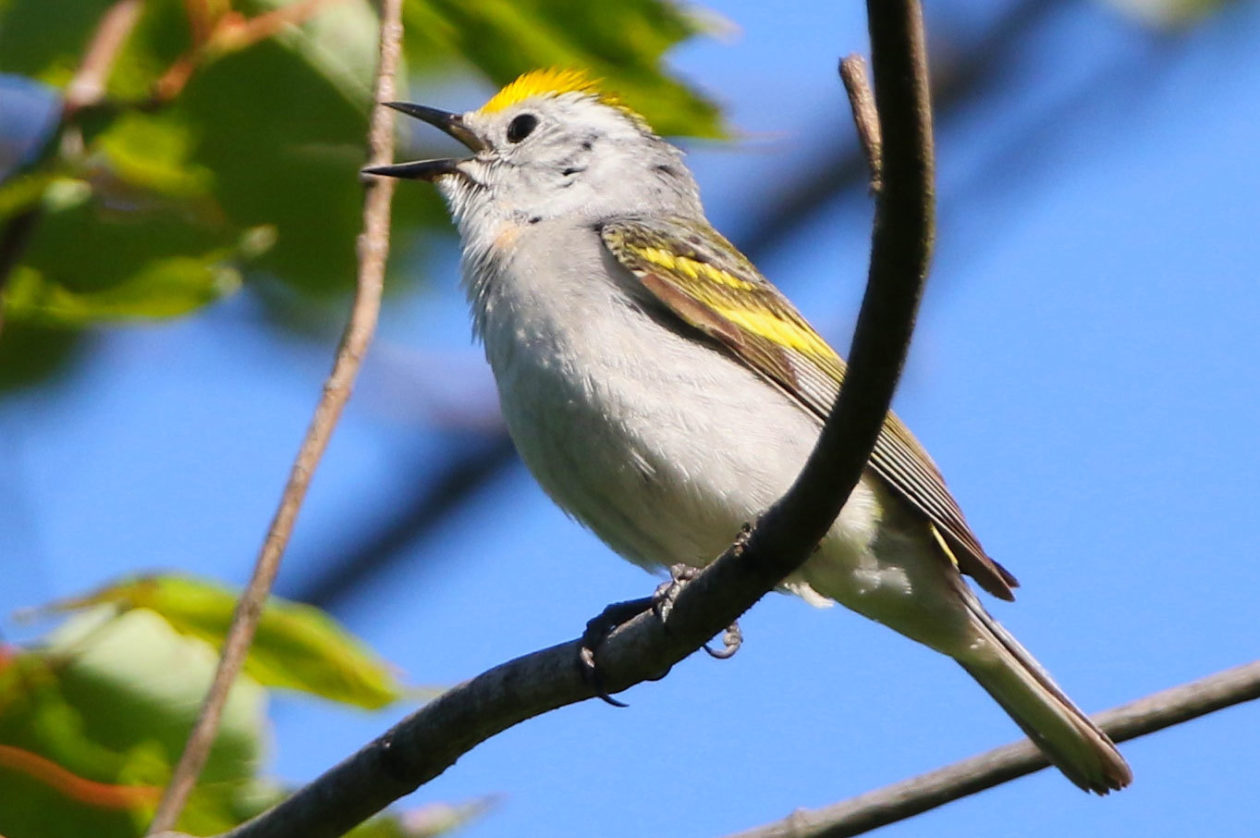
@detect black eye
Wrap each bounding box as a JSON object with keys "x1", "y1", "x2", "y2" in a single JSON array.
[{"x1": 507, "y1": 113, "x2": 538, "y2": 143}]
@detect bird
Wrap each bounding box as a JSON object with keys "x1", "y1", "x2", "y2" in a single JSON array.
[{"x1": 364, "y1": 68, "x2": 1132, "y2": 793}]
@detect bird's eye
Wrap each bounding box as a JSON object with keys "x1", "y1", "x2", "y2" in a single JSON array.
[{"x1": 506, "y1": 113, "x2": 538, "y2": 144}]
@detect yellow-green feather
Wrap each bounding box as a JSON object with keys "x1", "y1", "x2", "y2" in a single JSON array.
[{"x1": 599, "y1": 215, "x2": 1018, "y2": 600}]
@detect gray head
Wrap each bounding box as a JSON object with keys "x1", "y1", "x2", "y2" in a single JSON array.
[{"x1": 364, "y1": 69, "x2": 703, "y2": 233}]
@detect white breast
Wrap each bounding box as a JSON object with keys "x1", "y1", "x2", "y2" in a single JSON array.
[{"x1": 463, "y1": 221, "x2": 889, "y2": 596}]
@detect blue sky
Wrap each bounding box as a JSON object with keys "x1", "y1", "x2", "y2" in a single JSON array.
[{"x1": 3, "y1": 1, "x2": 1259, "y2": 837}]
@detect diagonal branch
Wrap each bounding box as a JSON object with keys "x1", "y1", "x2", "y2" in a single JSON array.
[
  {"x1": 726, "y1": 660, "x2": 1260, "y2": 838},
  {"x1": 143, "y1": 0, "x2": 405, "y2": 831},
  {"x1": 63, "y1": 0, "x2": 145, "y2": 116},
  {"x1": 211, "y1": 3, "x2": 936, "y2": 837}
]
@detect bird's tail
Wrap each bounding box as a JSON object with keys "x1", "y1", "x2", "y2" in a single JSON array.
[{"x1": 956, "y1": 597, "x2": 1132, "y2": 793}]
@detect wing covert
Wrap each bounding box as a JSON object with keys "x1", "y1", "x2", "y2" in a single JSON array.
[{"x1": 599, "y1": 215, "x2": 1017, "y2": 600}]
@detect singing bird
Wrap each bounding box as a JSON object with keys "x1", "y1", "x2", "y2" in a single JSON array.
[{"x1": 365, "y1": 69, "x2": 1131, "y2": 793}]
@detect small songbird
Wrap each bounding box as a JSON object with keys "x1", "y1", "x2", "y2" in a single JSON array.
[{"x1": 365, "y1": 69, "x2": 1131, "y2": 793}]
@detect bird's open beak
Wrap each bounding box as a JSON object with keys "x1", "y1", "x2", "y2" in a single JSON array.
[{"x1": 362, "y1": 102, "x2": 484, "y2": 181}]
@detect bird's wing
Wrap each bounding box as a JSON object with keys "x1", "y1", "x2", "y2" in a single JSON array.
[{"x1": 599, "y1": 215, "x2": 1018, "y2": 600}]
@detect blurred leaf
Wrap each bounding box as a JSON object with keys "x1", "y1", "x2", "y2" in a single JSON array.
[
  {"x1": 0, "y1": 0, "x2": 723, "y2": 391},
  {"x1": 0, "y1": 171, "x2": 61, "y2": 215},
  {"x1": 246, "y1": 0, "x2": 382, "y2": 108},
  {"x1": 59, "y1": 575, "x2": 405, "y2": 709},
  {"x1": 0, "y1": 601, "x2": 442, "y2": 837},
  {"x1": 405, "y1": 0, "x2": 726, "y2": 138},
  {"x1": 0, "y1": 0, "x2": 116, "y2": 84},
  {"x1": 45, "y1": 607, "x2": 267, "y2": 783},
  {"x1": 0, "y1": 319, "x2": 85, "y2": 390},
  {"x1": 0, "y1": 608, "x2": 268, "y2": 838},
  {"x1": 97, "y1": 111, "x2": 215, "y2": 199},
  {"x1": 4, "y1": 254, "x2": 240, "y2": 325}
]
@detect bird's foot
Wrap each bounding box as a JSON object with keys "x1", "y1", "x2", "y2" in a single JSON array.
[
  {"x1": 704, "y1": 621, "x2": 743, "y2": 659},
  {"x1": 653, "y1": 564, "x2": 743, "y2": 660},
  {"x1": 579, "y1": 595, "x2": 655, "y2": 707},
  {"x1": 578, "y1": 564, "x2": 743, "y2": 707}
]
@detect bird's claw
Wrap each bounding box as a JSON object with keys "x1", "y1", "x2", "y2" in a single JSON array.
[
  {"x1": 655, "y1": 564, "x2": 743, "y2": 661},
  {"x1": 651, "y1": 564, "x2": 701, "y2": 623},
  {"x1": 579, "y1": 596, "x2": 654, "y2": 707},
  {"x1": 579, "y1": 564, "x2": 745, "y2": 706},
  {"x1": 704, "y1": 621, "x2": 743, "y2": 659}
]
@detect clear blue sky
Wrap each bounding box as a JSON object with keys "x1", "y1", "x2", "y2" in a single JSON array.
[{"x1": 3, "y1": 1, "x2": 1259, "y2": 837}]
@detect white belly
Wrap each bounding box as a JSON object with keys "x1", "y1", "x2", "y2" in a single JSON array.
[{"x1": 468, "y1": 226, "x2": 974, "y2": 651}]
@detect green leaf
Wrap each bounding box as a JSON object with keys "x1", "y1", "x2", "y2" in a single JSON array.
[
  {"x1": 45, "y1": 607, "x2": 267, "y2": 784},
  {"x1": 3, "y1": 254, "x2": 240, "y2": 326},
  {"x1": 245, "y1": 0, "x2": 383, "y2": 109},
  {"x1": 405, "y1": 0, "x2": 727, "y2": 138},
  {"x1": 0, "y1": 608, "x2": 269, "y2": 838},
  {"x1": 1, "y1": 107, "x2": 251, "y2": 328},
  {"x1": 0, "y1": 320, "x2": 85, "y2": 390},
  {"x1": 97, "y1": 111, "x2": 215, "y2": 199},
  {"x1": 0, "y1": 0, "x2": 117, "y2": 83},
  {"x1": 0, "y1": 0, "x2": 726, "y2": 389},
  {"x1": 59, "y1": 575, "x2": 405, "y2": 709}
]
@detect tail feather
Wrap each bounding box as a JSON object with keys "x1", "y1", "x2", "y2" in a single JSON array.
[{"x1": 958, "y1": 599, "x2": 1132, "y2": 794}]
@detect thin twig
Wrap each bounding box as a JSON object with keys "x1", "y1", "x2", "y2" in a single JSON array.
[
  {"x1": 211, "y1": 3, "x2": 936, "y2": 837},
  {"x1": 737, "y1": 0, "x2": 1054, "y2": 259},
  {"x1": 839, "y1": 55, "x2": 882, "y2": 192},
  {"x1": 142, "y1": 0, "x2": 405, "y2": 832},
  {"x1": 726, "y1": 660, "x2": 1260, "y2": 838},
  {"x1": 63, "y1": 0, "x2": 145, "y2": 116}
]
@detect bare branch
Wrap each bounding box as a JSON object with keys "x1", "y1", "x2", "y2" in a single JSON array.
[
  {"x1": 736, "y1": 0, "x2": 1054, "y2": 259},
  {"x1": 839, "y1": 54, "x2": 882, "y2": 192},
  {"x1": 212, "y1": 3, "x2": 936, "y2": 837},
  {"x1": 726, "y1": 660, "x2": 1260, "y2": 838},
  {"x1": 142, "y1": 0, "x2": 405, "y2": 831},
  {"x1": 738, "y1": 0, "x2": 931, "y2": 572},
  {"x1": 63, "y1": 0, "x2": 144, "y2": 115}
]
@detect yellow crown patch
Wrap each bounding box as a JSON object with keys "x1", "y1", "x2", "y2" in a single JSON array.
[{"x1": 479, "y1": 69, "x2": 644, "y2": 126}]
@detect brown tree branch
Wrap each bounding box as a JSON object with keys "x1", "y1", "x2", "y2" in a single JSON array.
[
  {"x1": 726, "y1": 660, "x2": 1260, "y2": 838},
  {"x1": 142, "y1": 0, "x2": 405, "y2": 831},
  {"x1": 206, "y1": 3, "x2": 936, "y2": 836}
]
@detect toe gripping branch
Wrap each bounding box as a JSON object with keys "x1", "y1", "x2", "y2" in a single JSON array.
[{"x1": 577, "y1": 565, "x2": 744, "y2": 707}]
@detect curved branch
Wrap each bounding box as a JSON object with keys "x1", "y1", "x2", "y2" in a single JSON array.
[
  {"x1": 726, "y1": 660, "x2": 1260, "y2": 838},
  {"x1": 215, "y1": 3, "x2": 936, "y2": 837},
  {"x1": 143, "y1": 0, "x2": 405, "y2": 831},
  {"x1": 294, "y1": 1, "x2": 1058, "y2": 613}
]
